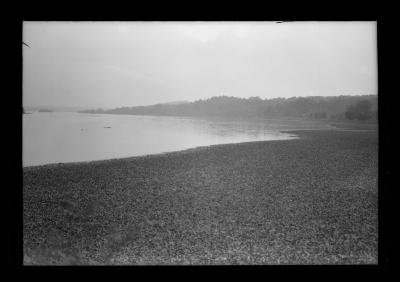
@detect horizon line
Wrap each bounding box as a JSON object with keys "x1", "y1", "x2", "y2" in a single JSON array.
[{"x1": 24, "y1": 93, "x2": 378, "y2": 110}]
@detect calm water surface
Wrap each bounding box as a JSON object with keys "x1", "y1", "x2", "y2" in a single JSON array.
[{"x1": 23, "y1": 112, "x2": 331, "y2": 167}]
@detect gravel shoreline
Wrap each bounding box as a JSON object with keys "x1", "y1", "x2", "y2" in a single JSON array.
[{"x1": 23, "y1": 129, "x2": 378, "y2": 265}]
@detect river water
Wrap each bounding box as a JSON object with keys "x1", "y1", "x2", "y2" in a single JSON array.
[{"x1": 23, "y1": 112, "x2": 331, "y2": 167}]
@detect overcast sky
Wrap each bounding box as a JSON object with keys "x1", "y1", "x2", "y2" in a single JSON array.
[{"x1": 23, "y1": 21, "x2": 377, "y2": 108}]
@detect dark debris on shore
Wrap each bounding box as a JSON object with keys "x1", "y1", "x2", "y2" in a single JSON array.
[{"x1": 23, "y1": 130, "x2": 378, "y2": 265}]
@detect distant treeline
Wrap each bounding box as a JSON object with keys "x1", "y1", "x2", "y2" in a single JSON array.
[{"x1": 80, "y1": 95, "x2": 377, "y2": 122}]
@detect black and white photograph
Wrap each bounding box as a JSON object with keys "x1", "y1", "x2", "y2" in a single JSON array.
[{"x1": 22, "y1": 21, "x2": 378, "y2": 265}]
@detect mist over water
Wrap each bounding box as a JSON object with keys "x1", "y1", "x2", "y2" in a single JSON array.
[{"x1": 23, "y1": 112, "x2": 332, "y2": 167}]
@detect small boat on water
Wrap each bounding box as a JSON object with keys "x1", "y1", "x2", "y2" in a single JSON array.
[{"x1": 22, "y1": 107, "x2": 32, "y2": 114}]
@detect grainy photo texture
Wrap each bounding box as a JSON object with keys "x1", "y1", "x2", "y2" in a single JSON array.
[{"x1": 23, "y1": 21, "x2": 378, "y2": 265}]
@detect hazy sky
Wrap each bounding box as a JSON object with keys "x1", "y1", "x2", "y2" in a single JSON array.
[{"x1": 23, "y1": 21, "x2": 377, "y2": 108}]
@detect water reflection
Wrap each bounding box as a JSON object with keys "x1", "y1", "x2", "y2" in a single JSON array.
[{"x1": 23, "y1": 112, "x2": 330, "y2": 167}]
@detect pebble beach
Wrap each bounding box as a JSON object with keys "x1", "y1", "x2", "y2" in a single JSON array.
[{"x1": 23, "y1": 129, "x2": 378, "y2": 265}]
